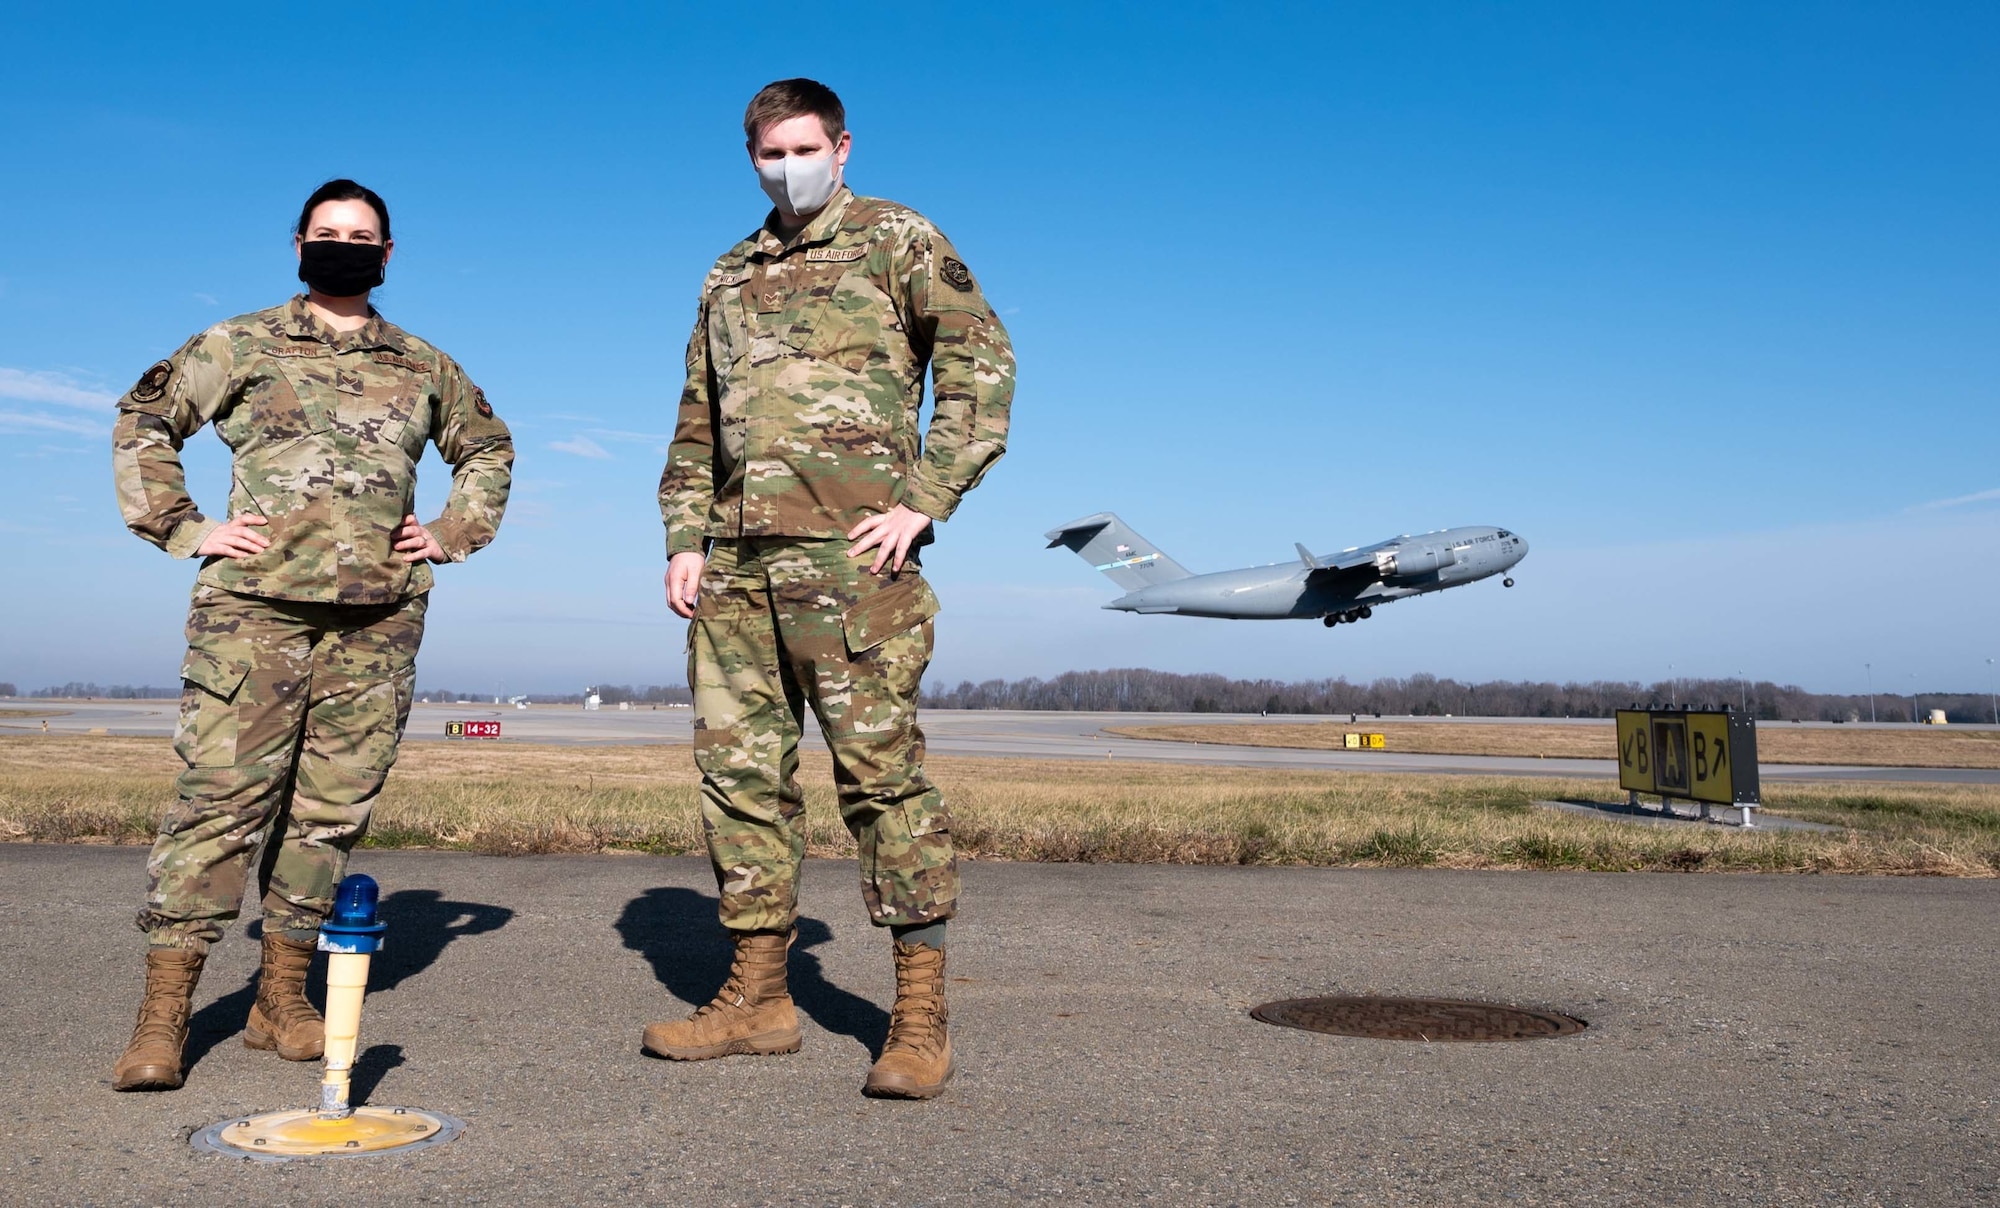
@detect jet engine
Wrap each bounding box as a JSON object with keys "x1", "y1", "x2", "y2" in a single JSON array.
[{"x1": 1375, "y1": 546, "x2": 1454, "y2": 580}]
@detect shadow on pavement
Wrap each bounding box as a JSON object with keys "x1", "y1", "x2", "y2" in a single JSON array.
[
  {"x1": 372, "y1": 890, "x2": 515, "y2": 993},
  {"x1": 181, "y1": 895, "x2": 511, "y2": 1076},
  {"x1": 183, "y1": 970, "x2": 260, "y2": 1072},
  {"x1": 615, "y1": 887, "x2": 890, "y2": 1056},
  {"x1": 349, "y1": 1043, "x2": 404, "y2": 1106}
]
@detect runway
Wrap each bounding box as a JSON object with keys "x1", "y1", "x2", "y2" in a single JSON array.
[
  {"x1": 5, "y1": 699, "x2": 1994, "y2": 784},
  {"x1": 4, "y1": 845, "x2": 1994, "y2": 1204}
]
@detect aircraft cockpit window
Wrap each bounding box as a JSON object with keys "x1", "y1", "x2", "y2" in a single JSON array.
[{"x1": 1497, "y1": 530, "x2": 1511, "y2": 538}]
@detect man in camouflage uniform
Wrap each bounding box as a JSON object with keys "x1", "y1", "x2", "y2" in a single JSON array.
[
  {"x1": 647, "y1": 79, "x2": 1013, "y2": 1100},
  {"x1": 108, "y1": 182, "x2": 512, "y2": 1090}
]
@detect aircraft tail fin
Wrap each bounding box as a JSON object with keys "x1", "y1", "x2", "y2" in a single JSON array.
[{"x1": 1044, "y1": 512, "x2": 1194, "y2": 592}]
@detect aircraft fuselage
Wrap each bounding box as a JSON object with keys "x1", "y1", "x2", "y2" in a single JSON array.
[{"x1": 1104, "y1": 525, "x2": 1528, "y2": 620}]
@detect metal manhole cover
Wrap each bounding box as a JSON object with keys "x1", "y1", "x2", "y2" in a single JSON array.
[{"x1": 1251, "y1": 996, "x2": 1587, "y2": 1042}]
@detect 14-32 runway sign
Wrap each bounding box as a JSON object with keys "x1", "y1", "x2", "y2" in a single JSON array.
[{"x1": 1615, "y1": 708, "x2": 1760, "y2": 808}]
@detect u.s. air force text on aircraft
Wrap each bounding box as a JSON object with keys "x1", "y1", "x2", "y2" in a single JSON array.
[{"x1": 1046, "y1": 513, "x2": 1527, "y2": 628}]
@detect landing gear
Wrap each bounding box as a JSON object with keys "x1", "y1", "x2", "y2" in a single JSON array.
[
  {"x1": 1503, "y1": 577, "x2": 1515, "y2": 588},
  {"x1": 1322, "y1": 607, "x2": 1374, "y2": 628},
  {"x1": 1322, "y1": 614, "x2": 1339, "y2": 628}
]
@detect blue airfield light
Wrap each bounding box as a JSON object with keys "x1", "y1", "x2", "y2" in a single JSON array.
[
  {"x1": 192, "y1": 871, "x2": 464, "y2": 1158},
  {"x1": 318, "y1": 874, "x2": 387, "y2": 954}
]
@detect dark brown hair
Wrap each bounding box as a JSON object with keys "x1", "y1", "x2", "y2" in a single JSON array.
[
  {"x1": 743, "y1": 78, "x2": 846, "y2": 145},
  {"x1": 296, "y1": 178, "x2": 391, "y2": 241}
]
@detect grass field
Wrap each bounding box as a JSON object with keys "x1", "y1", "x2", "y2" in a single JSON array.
[
  {"x1": 2, "y1": 735, "x2": 1996, "y2": 876},
  {"x1": 1108, "y1": 720, "x2": 2000, "y2": 769}
]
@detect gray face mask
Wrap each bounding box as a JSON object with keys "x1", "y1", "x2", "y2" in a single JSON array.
[{"x1": 757, "y1": 153, "x2": 841, "y2": 217}]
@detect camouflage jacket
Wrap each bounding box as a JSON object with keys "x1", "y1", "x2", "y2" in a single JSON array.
[
  {"x1": 112, "y1": 296, "x2": 513, "y2": 605},
  {"x1": 658, "y1": 187, "x2": 1014, "y2": 557}
]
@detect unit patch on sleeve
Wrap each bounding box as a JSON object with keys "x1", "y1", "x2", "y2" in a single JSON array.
[
  {"x1": 473, "y1": 388, "x2": 494, "y2": 418},
  {"x1": 130, "y1": 360, "x2": 174, "y2": 403},
  {"x1": 940, "y1": 257, "x2": 975, "y2": 292}
]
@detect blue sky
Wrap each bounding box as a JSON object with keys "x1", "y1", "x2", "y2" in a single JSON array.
[{"x1": 1, "y1": 2, "x2": 1994, "y2": 696}]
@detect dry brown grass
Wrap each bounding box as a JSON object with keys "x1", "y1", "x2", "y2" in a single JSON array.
[
  {"x1": 2, "y1": 734, "x2": 1996, "y2": 876},
  {"x1": 1108, "y1": 720, "x2": 2000, "y2": 769}
]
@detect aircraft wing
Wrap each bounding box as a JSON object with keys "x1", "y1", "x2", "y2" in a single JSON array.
[{"x1": 1296, "y1": 540, "x2": 1392, "y2": 583}]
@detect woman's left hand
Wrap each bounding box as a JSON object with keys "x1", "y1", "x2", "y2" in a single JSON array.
[
  {"x1": 394, "y1": 513, "x2": 446, "y2": 563},
  {"x1": 846, "y1": 504, "x2": 933, "y2": 574}
]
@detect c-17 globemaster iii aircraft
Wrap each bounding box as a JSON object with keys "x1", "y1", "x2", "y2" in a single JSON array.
[{"x1": 1045, "y1": 512, "x2": 1528, "y2": 628}]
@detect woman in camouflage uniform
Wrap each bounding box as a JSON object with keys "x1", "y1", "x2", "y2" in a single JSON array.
[{"x1": 108, "y1": 180, "x2": 513, "y2": 1091}]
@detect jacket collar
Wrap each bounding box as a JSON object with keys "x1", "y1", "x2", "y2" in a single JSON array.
[
  {"x1": 754, "y1": 185, "x2": 855, "y2": 258},
  {"x1": 282, "y1": 294, "x2": 408, "y2": 353}
]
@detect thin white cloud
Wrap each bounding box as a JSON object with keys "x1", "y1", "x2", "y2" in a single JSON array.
[
  {"x1": 0, "y1": 368, "x2": 116, "y2": 410},
  {"x1": 586, "y1": 428, "x2": 675, "y2": 444},
  {"x1": 549, "y1": 436, "x2": 613, "y2": 460},
  {"x1": 193, "y1": 292, "x2": 218, "y2": 306},
  {"x1": 1914, "y1": 487, "x2": 2000, "y2": 511},
  {"x1": 0, "y1": 410, "x2": 106, "y2": 437}
]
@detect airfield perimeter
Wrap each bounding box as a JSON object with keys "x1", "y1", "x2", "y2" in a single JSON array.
[
  {"x1": 4, "y1": 706, "x2": 1997, "y2": 1202},
  {"x1": 4, "y1": 846, "x2": 1995, "y2": 1204},
  {"x1": 8, "y1": 700, "x2": 1997, "y2": 786}
]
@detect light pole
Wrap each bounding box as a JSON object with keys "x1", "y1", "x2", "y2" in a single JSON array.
[
  {"x1": 1909, "y1": 673, "x2": 1920, "y2": 725},
  {"x1": 1987, "y1": 657, "x2": 1996, "y2": 726},
  {"x1": 1668, "y1": 663, "x2": 1676, "y2": 708},
  {"x1": 1737, "y1": 668, "x2": 1747, "y2": 714},
  {"x1": 1865, "y1": 663, "x2": 1875, "y2": 724}
]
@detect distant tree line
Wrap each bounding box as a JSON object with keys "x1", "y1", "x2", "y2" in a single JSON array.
[
  {"x1": 13, "y1": 670, "x2": 1993, "y2": 723},
  {"x1": 921, "y1": 669, "x2": 2000, "y2": 724},
  {"x1": 415, "y1": 684, "x2": 693, "y2": 706},
  {"x1": 23, "y1": 683, "x2": 178, "y2": 700}
]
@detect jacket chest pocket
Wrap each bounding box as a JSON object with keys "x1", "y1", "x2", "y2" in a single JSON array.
[
  {"x1": 250, "y1": 354, "x2": 338, "y2": 442},
  {"x1": 795, "y1": 268, "x2": 900, "y2": 375},
  {"x1": 393, "y1": 389, "x2": 433, "y2": 451},
  {"x1": 707, "y1": 273, "x2": 753, "y2": 371},
  {"x1": 348, "y1": 379, "x2": 426, "y2": 450}
]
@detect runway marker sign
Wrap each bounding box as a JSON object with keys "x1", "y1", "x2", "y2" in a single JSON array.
[
  {"x1": 446, "y1": 720, "x2": 502, "y2": 739},
  {"x1": 1616, "y1": 708, "x2": 1759, "y2": 824}
]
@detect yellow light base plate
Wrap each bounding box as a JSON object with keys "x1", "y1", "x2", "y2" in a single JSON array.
[{"x1": 193, "y1": 1106, "x2": 463, "y2": 1161}]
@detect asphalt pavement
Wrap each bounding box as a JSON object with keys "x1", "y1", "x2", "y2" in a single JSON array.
[
  {"x1": 4, "y1": 845, "x2": 1995, "y2": 1205},
  {"x1": 6, "y1": 701, "x2": 1993, "y2": 785}
]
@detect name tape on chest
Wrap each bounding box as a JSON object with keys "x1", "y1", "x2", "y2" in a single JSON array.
[
  {"x1": 371, "y1": 352, "x2": 434, "y2": 374},
  {"x1": 804, "y1": 244, "x2": 870, "y2": 264}
]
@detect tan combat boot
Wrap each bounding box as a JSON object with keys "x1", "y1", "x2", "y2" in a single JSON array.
[
  {"x1": 111, "y1": 947, "x2": 206, "y2": 1091},
  {"x1": 642, "y1": 929, "x2": 800, "y2": 1060},
  {"x1": 243, "y1": 931, "x2": 325, "y2": 1061},
  {"x1": 863, "y1": 941, "x2": 954, "y2": 1099}
]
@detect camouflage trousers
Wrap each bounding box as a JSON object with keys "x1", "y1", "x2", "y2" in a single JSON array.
[
  {"x1": 690, "y1": 538, "x2": 957, "y2": 932},
  {"x1": 138, "y1": 584, "x2": 425, "y2": 952}
]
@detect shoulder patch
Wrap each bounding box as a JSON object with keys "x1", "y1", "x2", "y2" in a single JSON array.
[
  {"x1": 940, "y1": 257, "x2": 975, "y2": 292},
  {"x1": 473, "y1": 388, "x2": 494, "y2": 419},
  {"x1": 129, "y1": 360, "x2": 174, "y2": 403}
]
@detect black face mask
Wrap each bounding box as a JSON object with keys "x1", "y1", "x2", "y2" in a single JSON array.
[{"x1": 297, "y1": 240, "x2": 386, "y2": 298}]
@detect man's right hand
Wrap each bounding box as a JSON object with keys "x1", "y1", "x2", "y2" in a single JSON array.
[
  {"x1": 666, "y1": 551, "x2": 706, "y2": 618},
  {"x1": 195, "y1": 513, "x2": 270, "y2": 559}
]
